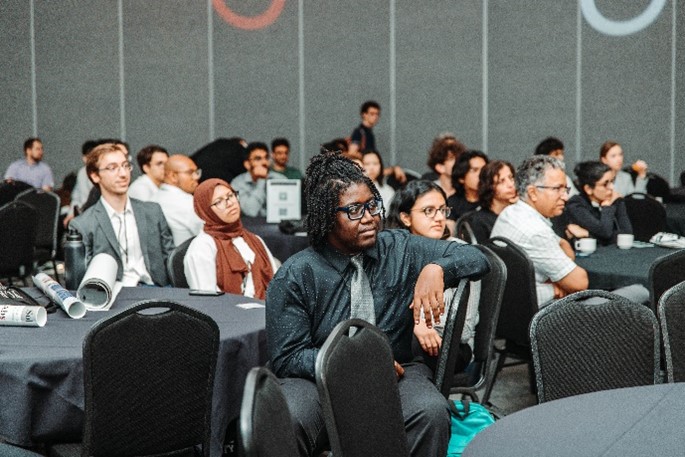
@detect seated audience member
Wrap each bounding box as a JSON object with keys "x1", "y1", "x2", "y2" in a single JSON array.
[
  {"x1": 426, "y1": 135, "x2": 467, "y2": 198},
  {"x1": 70, "y1": 143, "x2": 174, "y2": 286},
  {"x1": 184, "y1": 178, "x2": 277, "y2": 298},
  {"x1": 270, "y1": 138, "x2": 303, "y2": 180},
  {"x1": 534, "y1": 136, "x2": 578, "y2": 197},
  {"x1": 491, "y1": 155, "x2": 648, "y2": 307},
  {"x1": 152, "y1": 154, "x2": 204, "y2": 245},
  {"x1": 267, "y1": 151, "x2": 489, "y2": 457},
  {"x1": 600, "y1": 140, "x2": 649, "y2": 197},
  {"x1": 447, "y1": 150, "x2": 489, "y2": 223},
  {"x1": 385, "y1": 180, "x2": 478, "y2": 372},
  {"x1": 362, "y1": 150, "x2": 395, "y2": 206},
  {"x1": 468, "y1": 160, "x2": 518, "y2": 243},
  {"x1": 230, "y1": 142, "x2": 286, "y2": 217},
  {"x1": 69, "y1": 140, "x2": 98, "y2": 217},
  {"x1": 565, "y1": 161, "x2": 632, "y2": 245},
  {"x1": 128, "y1": 144, "x2": 169, "y2": 201},
  {"x1": 5, "y1": 137, "x2": 54, "y2": 191}
]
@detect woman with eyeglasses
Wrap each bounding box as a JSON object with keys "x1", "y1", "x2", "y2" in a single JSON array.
[
  {"x1": 385, "y1": 180, "x2": 477, "y2": 372},
  {"x1": 566, "y1": 161, "x2": 632, "y2": 245},
  {"x1": 467, "y1": 160, "x2": 518, "y2": 243},
  {"x1": 184, "y1": 178, "x2": 278, "y2": 298}
]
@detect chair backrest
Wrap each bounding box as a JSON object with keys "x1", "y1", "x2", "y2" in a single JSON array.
[
  {"x1": 483, "y1": 237, "x2": 538, "y2": 348},
  {"x1": 434, "y1": 280, "x2": 470, "y2": 398},
  {"x1": 530, "y1": 290, "x2": 660, "y2": 403},
  {"x1": 455, "y1": 211, "x2": 477, "y2": 244},
  {"x1": 0, "y1": 201, "x2": 38, "y2": 278},
  {"x1": 624, "y1": 192, "x2": 667, "y2": 242},
  {"x1": 467, "y1": 245, "x2": 507, "y2": 386},
  {"x1": 82, "y1": 300, "x2": 219, "y2": 457},
  {"x1": 167, "y1": 236, "x2": 195, "y2": 288},
  {"x1": 0, "y1": 180, "x2": 33, "y2": 207},
  {"x1": 239, "y1": 367, "x2": 298, "y2": 457},
  {"x1": 15, "y1": 188, "x2": 60, "y2": 253},
  {"x1": 648, "y1": 249, "x2": 685, "y2": 317},
  {"x1": 658, "y1": 280, "x2": 685, "y2": 383},
  {"x1": 315, "y1": 319, "x2": 410, "y2": 457}
]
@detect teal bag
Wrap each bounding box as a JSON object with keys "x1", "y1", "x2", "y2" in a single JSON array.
[{"x1": 446, "y1": 400, "x2": 495, "y2": 456}]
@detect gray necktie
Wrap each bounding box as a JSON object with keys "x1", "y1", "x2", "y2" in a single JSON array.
[{"x1": 349, "y1": 254, "x2": 375, "y2": 325}]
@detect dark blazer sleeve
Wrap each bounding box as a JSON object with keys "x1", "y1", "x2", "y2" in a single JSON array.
[{"x1": 566, "y1": 195, "x2": 620, "y2": 245}]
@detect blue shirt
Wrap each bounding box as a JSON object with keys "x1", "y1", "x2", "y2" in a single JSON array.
[
  {"x1": 4, "y1": 159, "x2": 54, "y2": 189},
  {"x1": 266, "y1": 229, "x2": 489, "y2": 380}
]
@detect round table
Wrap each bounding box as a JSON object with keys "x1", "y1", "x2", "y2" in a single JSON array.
[{"x1": 464, "y1": 383, "x2": 685, "y2": 456}]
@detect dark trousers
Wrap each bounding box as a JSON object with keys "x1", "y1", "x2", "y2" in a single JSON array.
[{"x1": 279, "y1": 362, "x2": 451, "y2": 457}]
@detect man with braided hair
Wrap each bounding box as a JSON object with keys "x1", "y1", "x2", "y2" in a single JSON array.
[{"x1": 266, "y1": 151, "x2": 489, "y2": 456}]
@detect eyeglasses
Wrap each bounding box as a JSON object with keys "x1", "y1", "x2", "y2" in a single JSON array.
[
  {"x1": 595, "y1": 179, "x2": 616, "y2": 188},
  {"x1": 411, "y1": 206, "x2": 452, "y2": 218},
  {"x1": 336, "y1": 198, "x2": 383, "y2": 220},
  {"x1": 210, "y1": 191, "x2": 240, "y2": 209},
  {"x1": 98, "y1": 161, "x2": 133, "y2": 173},
  {"x1": 535, "y1": 185, "x2": 571, "y2": 195},
  {"x1": 177, "y1": 168, "x2": 202, "y2": 179}
]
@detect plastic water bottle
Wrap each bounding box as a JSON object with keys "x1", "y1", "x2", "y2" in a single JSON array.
[{"x1": 64, "y1": 229, "x2": 86, "y2": 290}]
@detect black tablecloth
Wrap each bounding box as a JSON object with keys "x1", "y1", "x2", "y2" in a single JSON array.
[
  {"x1": 464, "y1": 383, "x2": 685, "y2": 457},
  {"x1": 0, "y1": 287, "x2": 267, "y2": 457},
  {"x1": 241, "y1": 216, "x2": 309, "y2": 262},
  {"x1": 575, "y1": 244, "x2": 675, "y2": 289}
]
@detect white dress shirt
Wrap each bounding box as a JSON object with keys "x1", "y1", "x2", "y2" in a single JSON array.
[
  {"x1": 152, "y1": 184, "x2": 204, "y2": 246},
  {"x1": 184, "y1": 231, "x2": 278, "y2": 297},
  {"x1": 100, "y1": 197, "x2": 153, "y2": 286},
  {"x1": 128, "y1": 174, "x2": 159, "y2": 202}
]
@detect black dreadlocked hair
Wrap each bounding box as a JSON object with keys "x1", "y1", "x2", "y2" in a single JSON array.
[{"x1": 304, "y1": 150, "x2": 383, "y2": 249}]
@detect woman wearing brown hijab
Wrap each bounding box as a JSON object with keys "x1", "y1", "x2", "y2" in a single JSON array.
[{"x1": 184, "y1": 178, "x2": 277, "y2": 299}]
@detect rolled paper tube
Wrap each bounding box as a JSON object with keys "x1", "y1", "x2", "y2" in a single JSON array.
[
  {"x1": 77, "y1": 253, "x2": 117, "y2": 310},
  {"x1": 32, "y1": 273, "x2": 86, "y2": 319},
  {"x1": 0, "y1": 305, "x2": 47, "y2": 327}
]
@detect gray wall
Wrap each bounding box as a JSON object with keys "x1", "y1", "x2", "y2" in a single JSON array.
[{"x1": 1, "y1": 0, "x2": 683, "y2": 186}]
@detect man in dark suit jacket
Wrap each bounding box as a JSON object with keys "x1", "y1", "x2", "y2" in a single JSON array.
[{"x1": 70, "y1": 143, "x2": 174, "y2": 286}]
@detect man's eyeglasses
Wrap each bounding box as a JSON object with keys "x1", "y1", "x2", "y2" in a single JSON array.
[
  {"x1": 411, "y1": 206, "x2": 452, "y2": 218},
  {"x1": 535, "y1": 185, "x2": 571, "y2": 195},
  {"x1": 210, "y1": 192, "x2": 239, "y2": 209},
  {"x1": 177, "y1": 168, "x2": 202, "y2": 179},
  {"x1": 98, "y1": 162, "x2": 133, "y2": 173},
  {"x1": 336, "y1": 198, "x2": 383, "y2": 220}
]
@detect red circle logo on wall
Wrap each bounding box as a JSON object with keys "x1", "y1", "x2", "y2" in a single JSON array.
[{"x1": 212, "y1": 0, "x2": 286, "y2": 30}]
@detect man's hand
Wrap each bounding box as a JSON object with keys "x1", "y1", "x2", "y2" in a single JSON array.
[
  {"x1": 393, "y1": 361, "x2": 405, "y2": 378},
  {"x1": 251, "y1": 163, "x2": 269, "y2": 180},
  {"x1": 410, "y1": 264, "x2": 444, "y2": 329},
  {"x1": 414, "y1": 321, "x2": 442, "y2": 357}
]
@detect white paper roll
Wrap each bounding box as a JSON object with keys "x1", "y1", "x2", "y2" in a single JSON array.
[
  {"x1": 0, "y1": 305, "x2": 47, "y2": 327},
  {"x1": 77, "y1": 253, "x2": 118, "y2": 310},
  {"x1": 32, "y1": 273, "x2": 86, "y2": 319}
]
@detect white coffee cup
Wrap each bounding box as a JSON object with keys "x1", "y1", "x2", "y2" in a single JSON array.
[
  {"x1": 574, "y1": 237, "x2": 597, "y2": 255},
  {"x1": 617, "y1": 233, "x2": 634, "y2": 250}
]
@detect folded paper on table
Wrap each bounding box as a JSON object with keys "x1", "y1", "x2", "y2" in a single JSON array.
[
  {"x1": 77, "y1": 253, "x2": 122, "y2": 311},
  {"x1": 32, "y1": 273, "x2": 86, "y2": 319},
  {"x1": 0, "y1": 305, "x2": 47, "y2": 327}
]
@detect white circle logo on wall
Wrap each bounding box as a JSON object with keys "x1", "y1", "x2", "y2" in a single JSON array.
[{"x1": 581, "y1": 0, "x2": 667, "y2": 36}]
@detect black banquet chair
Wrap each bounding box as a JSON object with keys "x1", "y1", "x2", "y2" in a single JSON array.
[
  {"x1": 0, "y1": 201, "x2": 38, "y2": 285},
  {"x1": 48, "y1": 300, "x2": 220, "y2": 457},
  {"x1": 658, "y1": 280, "x2": 685, "y2": 383},
  {"x1": 15, "y1": 188, "x2": 61, "y2": 278},
  {"x1": 239, "y1": 366, "x2": 298, "y2": 457},
  {"x1": 624, "y1": 192, "x2": 667, "y2": 242},
  {"x1": 481, "y1": 236, "x2": 539, "y2": 397},
  {"x1": 530, "y1": 289, "x2": 660, "y2": 403},
  {"x1": 166, "y1": 236, "x2": 195, "y2": 288},
  {"x1": 449, "y1": 245, "x2": 507, "y2": 403},
  {"x1": 0, "y1": 443, "x2": 44, "y2": 457},
  {"x1": 315, "y1": 319, "x2": 410, "y2": 457},
  {"x1": 648, "y1": 248, "x2": 685, "y2": 317},
  {"x1": 455, "y1": 211, "x2": 477, "y2": 244},
  {"x1": 433, "y1": 279, "x2": 470, "y2": 398}
]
